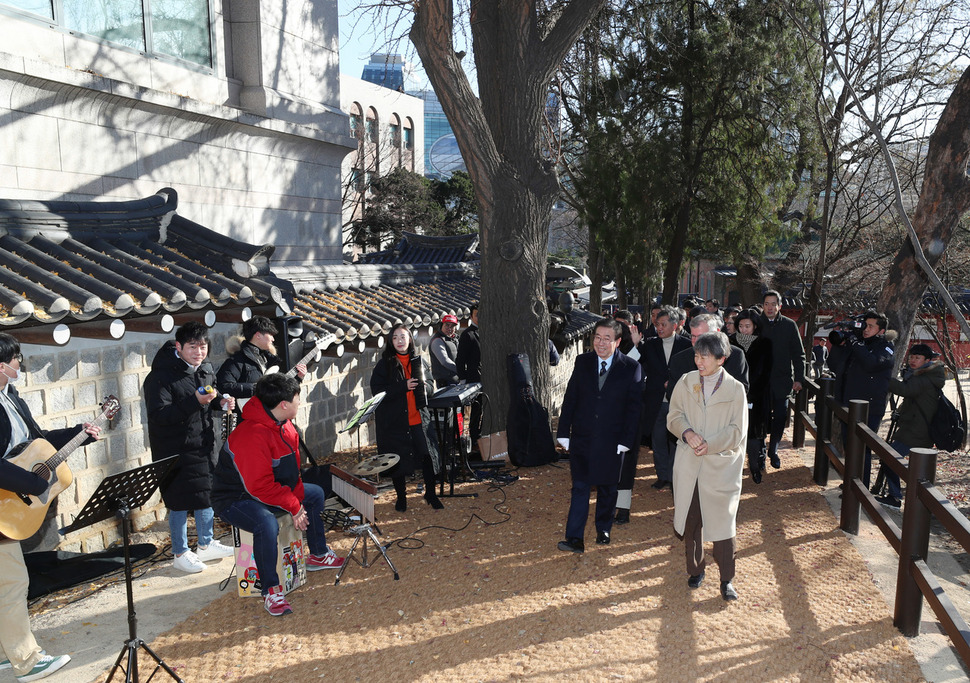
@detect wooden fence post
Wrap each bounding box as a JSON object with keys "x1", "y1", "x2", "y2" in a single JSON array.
[
  {"x1": 894, "y1": 448, "x2": 937, "y2": 637},
  {"x1": 813, "y1": 378, "x2": 834, "y2": 486},
  {"x1": 792, "y1": 387, "x2": 807, "y2": 449},
  {"x1": 840, "y1": 399, "x2": 869, "y2": 535}
]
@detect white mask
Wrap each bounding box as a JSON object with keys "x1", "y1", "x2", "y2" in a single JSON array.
[{"x1": 2, "y1": 364, "x2": 21, "y2": 385}]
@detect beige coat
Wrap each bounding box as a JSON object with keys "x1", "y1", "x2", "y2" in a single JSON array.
[{"x1": 667, "y1": 369, "x2": 747, "y2": 542}]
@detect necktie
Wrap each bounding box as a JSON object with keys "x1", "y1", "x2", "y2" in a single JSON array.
[{"x1": 600, "y1": 360, "x2": 607, "y2": 376}]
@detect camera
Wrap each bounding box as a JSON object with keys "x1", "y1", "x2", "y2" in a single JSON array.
[{"x1": 826, "y1": 316, "x2": 864, "y2": 346}]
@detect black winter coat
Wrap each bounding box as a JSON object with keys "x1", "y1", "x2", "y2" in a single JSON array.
[
  {"x1": 830, "y1": 334, "x2": 895, "y2": 411},
  {"x1": 216, "y1": 341, "x2": 274, "y2": 401},
  {"x1": 370, "y1": 353, "x2": 441, "y2": 476},
  {"x1": 730, "y1": 334, "x2": 773, "y2": 438},
  {"x1": 144, "y1": 340, "x2": 222, "y2": 511}
]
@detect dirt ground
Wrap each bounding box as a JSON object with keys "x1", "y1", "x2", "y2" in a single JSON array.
[{"x1": 75, "y1": 450, "x2": 929, "y2": 683}]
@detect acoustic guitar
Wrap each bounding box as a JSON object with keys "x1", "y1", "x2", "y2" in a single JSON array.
[{"x1": 0, "y1": 395, "x2": 121, "y2": 540}]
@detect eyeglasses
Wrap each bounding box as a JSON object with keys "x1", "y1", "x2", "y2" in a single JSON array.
[{"x1": 9, "y1": 353, "x2": 23, "y2": 363}]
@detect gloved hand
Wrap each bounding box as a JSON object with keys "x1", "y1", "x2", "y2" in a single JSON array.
[
  {"x1": 617, "y1": 445, "x2": 629, "y2": 455},
  {"x1": 557, "y1": 438, "x2": 570, "y2": 450}
]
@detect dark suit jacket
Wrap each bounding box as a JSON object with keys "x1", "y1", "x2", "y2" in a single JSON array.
[
  {"x1": 639, "y1": 335, "x2": 691, "y2": 429},
  {"x1": 759, "y1": 313, "x2": 805, "y2": 398},
  {"x1": 556, "y1": 351, "x2": 643, "y2": 486},
  {"x1": 666, "y1": 344, "x2": 749, "y2": 402}
]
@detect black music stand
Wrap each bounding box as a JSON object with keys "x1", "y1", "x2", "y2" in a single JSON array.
[
  {"x1": 61, "y1": 456, "x2": 182, "y2": 683},
  {"x1": 340, "y1": 392, "x2": 385, "y2": 461}
]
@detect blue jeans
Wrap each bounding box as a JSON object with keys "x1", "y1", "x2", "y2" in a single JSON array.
[
  {"x1": 169, "y1": 507, "x2": 214, "y2": 556},
  {"x1": 884, "y1": 441, "x2": 909, "y2": 501},
  {"x1": 217, "y1": 483, "x2": 329, "y2": 595}
]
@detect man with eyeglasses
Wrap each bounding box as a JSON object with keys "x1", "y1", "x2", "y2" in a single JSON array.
[
  {"x1": 556, "y1": 319, "x2": 643, "y2": 552},
  {"x1": 0, "y1": 333, "x2": 101, "y2": 681}
]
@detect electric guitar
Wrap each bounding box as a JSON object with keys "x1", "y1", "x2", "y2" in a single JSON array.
[
  {"x1": 264, "y1": 331, "x2": 338, "y2": 377},
  {"x1": 238, "y1": 332, "x2": 337, "y2": 410},
  {"x1": 0, "y1": 395, "x2": 121, "y2": 541}
]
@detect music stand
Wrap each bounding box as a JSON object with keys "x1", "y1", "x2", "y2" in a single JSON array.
[
  {"x1": 340, "y1": 392, "x2": 385, "y2": 461},
  {"x1": 61, "y1": 456, "x2": 182, "y2": 683}
]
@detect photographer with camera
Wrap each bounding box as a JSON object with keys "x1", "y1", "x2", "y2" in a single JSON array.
[{"x1": 827, "y1": 310, "x2": 895, "y2": 487}]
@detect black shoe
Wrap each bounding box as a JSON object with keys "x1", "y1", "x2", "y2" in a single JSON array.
[
  {"x1": 751, "y1": 468, "x2": 762, "y2": 484},
  {"x1": 652, "y1": 479, "x2": 671, "y2": 490},
  {"x1": 721, "y1": 581, "x2": 738, "y2": 601},
  {"x1": 395, "y1": 495, "x2": 407, "y2": 512},
  {"x1": 596, "y1": 531, "x2": 610, "y2": 545},
  {"x1": 614, "y1": 508, "x2": 630, "y2": 525},
  {"x1": 875, "y1": 495, "x2": 901, "y2": 509},
  {"x1": 424, "y1": 492, "x2": 444, "y2": 509},
  {"x1": 557, "y1": 537, "x2": 585, "y2": 553},
  {"x1": 769, "y1": 453, "x2": 781, "y2": 469},
  {"x1": 688, "y1": 571, "x2": 705, "y2": 589}
]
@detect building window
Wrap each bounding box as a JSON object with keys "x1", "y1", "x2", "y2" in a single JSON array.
[
  {"x1": 404, "y1": 127, "x2": 413, "y2": 150},
  {"x1": 389, "y1": 123, "x2": 400, "y2": 148},
  {"x1": 350, "y1": 113, "x2": 362, "y2": 138},
  {"x1": 366, "y1": 119, "x2": 379, "y2": 144},
  {"x1": 351, "y1": 168, "x2": 364, "y2": 192},
  {"x1": 2, "y1": 0, "x2": 212, "y2": 67}
]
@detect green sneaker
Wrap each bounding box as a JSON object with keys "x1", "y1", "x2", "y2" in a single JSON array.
[{"x1": 16, "y1": 654, "x2": 70, "y2": 682}]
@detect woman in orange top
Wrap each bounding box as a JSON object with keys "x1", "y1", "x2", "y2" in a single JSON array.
[{"x1": 370, "y1": 324, "x2": 443, "y2": 510}]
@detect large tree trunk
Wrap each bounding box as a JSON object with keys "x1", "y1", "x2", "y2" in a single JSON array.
[
  {"x1": 876, "y1": 66, "x2": 970, "y2": 354},
  {"x1": 411, "y1": 0, "x2": 605, "y2": 428},
  {"x1": 735, "y1": 255, "x2": 765, "y2": 308},
  {"x1": 588, "y1": 223, "x2": 603, "y2": 313}
]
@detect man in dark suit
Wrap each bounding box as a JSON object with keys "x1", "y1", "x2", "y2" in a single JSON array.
[
  {"x1": 615, "y1": 306, "x2": 690, "y2": 522},
  {"x1": 556, "y1": 319, "x2": 643, "y2": 552},
  {"x1": 759, "y1": 290, "x2": 805, "y2": 468}
]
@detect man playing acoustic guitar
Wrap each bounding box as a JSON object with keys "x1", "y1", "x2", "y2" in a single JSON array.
[{"x1": 0, "y1": 333, "x2": 101, "y2": 681}]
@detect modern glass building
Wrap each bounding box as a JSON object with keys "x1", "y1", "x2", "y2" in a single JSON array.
[
  {"x1": 360, "y1": 53, "x2": 410, "y2": 91},
  {"x1": 411, "y1": 89, "x2": 467, "y2": 180}
]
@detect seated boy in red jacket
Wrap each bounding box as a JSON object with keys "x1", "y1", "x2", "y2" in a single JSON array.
[{"x1": 212, "y1": 373, "x2": 343, "y2": 616}]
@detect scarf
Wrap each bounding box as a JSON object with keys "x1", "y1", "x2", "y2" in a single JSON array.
[{"x1": 735, "y1": 332, "x2": 756, "y2": 352}]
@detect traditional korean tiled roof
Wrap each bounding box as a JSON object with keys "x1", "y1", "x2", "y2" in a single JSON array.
[
  {"x1": 358, "y1": 231, "x2": 479, "y2": 264},
  {"x1": 0, "y1": 188, "x2": 282, "y2": 328}
]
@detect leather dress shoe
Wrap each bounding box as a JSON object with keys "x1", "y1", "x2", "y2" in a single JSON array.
[
  {"x1": 596, "y1": 530, "x2": 610, "y2": 545},
  {"x1": 557, "y1": 537, "x2": 585, "y2": 553},
  {"x1": 751, "y1": 468, "x2": 763, "y2": 484},
  {"x1": 688, "y1": 571, "x2": 705, "y2": 589},
  {"x1": 769, "y1": 453, "x2": 781, "y2": 469},
  {"x1": 652, "y1": 479, "x2": 672, "y2": 490},
  {"x1": 721, "y1": 581, "x2": 739, "y2": 601},
  {"x1": 614, "y1": 508, "x2": 630, "y2": 525}
]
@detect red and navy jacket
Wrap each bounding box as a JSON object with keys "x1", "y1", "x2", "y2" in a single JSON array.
[{"x1": 210, "y1": 396, "x2": 305, "y2": 515}]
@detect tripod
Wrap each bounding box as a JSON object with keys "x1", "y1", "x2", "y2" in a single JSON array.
[
  {"x1": 62, "y1": 457, "x2": 183, "y2": 683},
  {"x1": 333, "y1": 522, "x2": 399, "y2": 585}
]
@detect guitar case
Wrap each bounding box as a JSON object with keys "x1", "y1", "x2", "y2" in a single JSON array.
[{"x1": 505, "y1": 353, "x2": 557, "y2": 467}]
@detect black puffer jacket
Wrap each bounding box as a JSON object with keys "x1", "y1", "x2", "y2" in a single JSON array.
[
  {"x1": 370, "y1": 353, "x2": 441, "y2": 476},
  {"x1": 217, "y1": 340, "x2": 278, "y2": 400},
  {"x1": 144, "y1": 340, "x2": 222, "y2": 511}
]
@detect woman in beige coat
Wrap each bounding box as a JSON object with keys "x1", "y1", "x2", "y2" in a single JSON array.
[{"x1": 668, "y1": 332, "x2": 748, "y2": 601}]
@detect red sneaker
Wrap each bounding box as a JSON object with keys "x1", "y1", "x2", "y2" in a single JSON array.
[
  {"x1": 306, "y1": 549, "x2": 345, "y2": 571},
  {"x1": 263, "y1": 587, "x2": 292, "y2": 616}
]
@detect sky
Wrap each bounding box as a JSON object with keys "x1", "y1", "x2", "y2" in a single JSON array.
[{"x1": 337, "y1": 0, "x2": 429, "y2": 88}]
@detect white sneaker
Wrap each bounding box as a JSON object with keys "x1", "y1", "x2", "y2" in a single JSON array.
[
  {"x1": 16, "y1": 654, "x2": 70, "y2": 681},
  {"x1": 172, "y1": 550, "x2": 206, "y2": 573},
  {"x1": 2, "y1": 650, "x2": 45, "y2": 670},
  {"x1": 195, "y1": 539, "x2": 234, "y2": 561}
]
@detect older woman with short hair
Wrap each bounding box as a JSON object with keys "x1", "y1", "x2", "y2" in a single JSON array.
[{"x1": 668, "y1": 332, "x2": 748, "y2": 601}]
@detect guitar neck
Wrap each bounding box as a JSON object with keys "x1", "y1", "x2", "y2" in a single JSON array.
[
  {"x1": 284, "y1": 334, "x2": 335, "y2": 378},
  {"x1": 46, "y1": 410, "x2": 110, "y2": 471}
]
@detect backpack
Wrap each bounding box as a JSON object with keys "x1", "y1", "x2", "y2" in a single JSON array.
[{"x1": 927, "y1": 391, "x2": 965, "y2": 452}]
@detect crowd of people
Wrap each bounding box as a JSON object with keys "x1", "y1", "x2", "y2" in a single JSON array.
[
  {"x1": 555, "y1": 292, "x2": 950, "y2": 602},
  {"x1": 0, "y1": 293, "x2": 954, "y2": 676}
]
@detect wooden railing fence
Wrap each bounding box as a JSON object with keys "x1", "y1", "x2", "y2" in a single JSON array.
[{"x1": 790, "y1": 377, "x2": 970, "y2": 665}]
